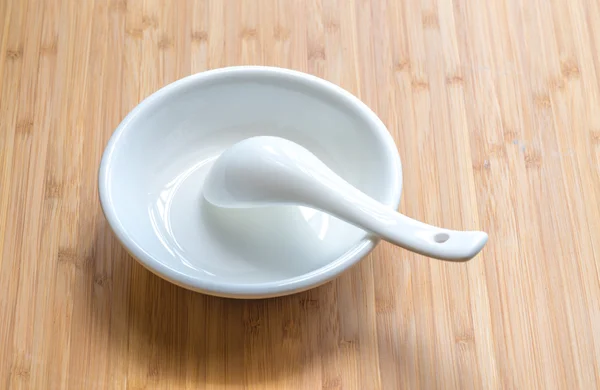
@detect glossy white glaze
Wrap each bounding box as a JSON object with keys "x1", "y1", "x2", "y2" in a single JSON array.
[
  {"x1": 204, "y1": 136, "x2": 487, "y2": 262},
  {"x1": 98, "y1": 66, "x2": 402, "y2": 298}
]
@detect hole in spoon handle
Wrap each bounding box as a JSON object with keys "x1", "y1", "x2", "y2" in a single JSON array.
[{"x1": 433, "y1": 232, "x2": 450, "y2": 243}]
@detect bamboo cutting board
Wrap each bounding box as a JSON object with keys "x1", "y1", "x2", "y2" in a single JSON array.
[{"x1": 1, "y1": 0, "x2": 600, "y2": 388}]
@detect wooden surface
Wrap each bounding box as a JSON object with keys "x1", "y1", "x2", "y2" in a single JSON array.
[{"x1": 1, "y1": 0, "x2": 600, "y2": 388}]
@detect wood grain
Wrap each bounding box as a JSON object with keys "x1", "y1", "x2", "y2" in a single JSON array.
[{"x1": 1, "y1": 0, "x2": 600, "y2": 388}]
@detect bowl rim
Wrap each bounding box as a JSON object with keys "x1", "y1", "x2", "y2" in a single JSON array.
[{"x1": 98, "y1": 65, "x2": 403, "y2": 299}]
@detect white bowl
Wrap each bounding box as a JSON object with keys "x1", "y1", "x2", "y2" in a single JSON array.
[{"x1": 99, "y1": 66, "x2": 402, "y2": 299}]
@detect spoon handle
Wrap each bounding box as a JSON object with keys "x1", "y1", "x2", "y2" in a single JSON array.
[
  {"x1": 316, "y1": 179, "x2": 488, "y2": 262},
  {"x1": 361, "y1": 211, "x2": 488, "y2": 262}
]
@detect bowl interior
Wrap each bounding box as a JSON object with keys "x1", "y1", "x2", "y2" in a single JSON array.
[{"x1": 101, "y1": 68, "x2": 401, "y2": 294}]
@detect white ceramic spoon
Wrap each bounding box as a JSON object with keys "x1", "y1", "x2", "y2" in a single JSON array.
[{"x1": 203, "y1": 136, "x2": 488, "y2": 262}]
